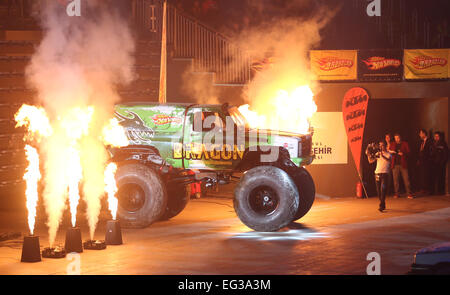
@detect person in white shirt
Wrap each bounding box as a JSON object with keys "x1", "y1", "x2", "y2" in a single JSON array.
[{"x1": 366, "y1": 141, "x2": 392, "y2": 212}]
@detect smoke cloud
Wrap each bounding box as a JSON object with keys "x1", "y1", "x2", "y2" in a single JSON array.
[
  {"x1": 184, "y1": 0, "x2": 337, "y2": 115},
  {"x1": 236, "y1": 1, "x2": 336, "y2": 107},
  {"x1": 26, "y1": 1, "x2": 135, "y2": 245}
]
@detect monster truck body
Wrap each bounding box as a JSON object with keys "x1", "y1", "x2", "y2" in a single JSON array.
[{"x1": 111, "y1": 102, "x2": 316, "y2": 231}]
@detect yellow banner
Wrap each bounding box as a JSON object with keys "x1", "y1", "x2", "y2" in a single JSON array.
[
  {"x1": 404, "y1": 49, "x2": 449, "y2": 79},
  {"x1": 310, "y1": 50, "x2": 357, "y2": 81}
]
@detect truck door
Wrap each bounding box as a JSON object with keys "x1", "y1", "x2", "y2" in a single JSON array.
[{"x1": 183, "y1": 107, "x2": 236, "y2": 170}]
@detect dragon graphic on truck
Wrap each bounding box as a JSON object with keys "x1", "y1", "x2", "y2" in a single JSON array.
[{"x1": 114, "y1": 111, "x2": 155, "y2": 144}]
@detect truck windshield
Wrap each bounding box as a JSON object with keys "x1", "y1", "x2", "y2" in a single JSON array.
[{"x1": 228, "y1": 106, "x2": 249, "y2": 128}]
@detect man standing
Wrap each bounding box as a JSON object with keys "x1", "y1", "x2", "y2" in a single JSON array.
[
  {"x1": 391, "y1": 133, "x2": 414, "y2": 199},
  {"x1": 366, "y1": 141, "x2": 392, "y2": 212},
  {"x1": 385, "y1": 133, "x2": 394, "y2": 195},
  {"x1": 430, "y1": 132, "x2": 448, "y2": 195},
  {"x1": 417, "y1": 129, "x2": 432, "y2": 195}
]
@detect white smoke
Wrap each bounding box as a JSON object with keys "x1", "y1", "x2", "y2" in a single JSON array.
[{"x1": 26, "y1": 1, "x2": 135, "y2": 245}]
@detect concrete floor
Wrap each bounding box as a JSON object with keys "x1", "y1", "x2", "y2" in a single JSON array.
[{"x1": 1, "y1": 193, "x2": 450, "y2": 275}]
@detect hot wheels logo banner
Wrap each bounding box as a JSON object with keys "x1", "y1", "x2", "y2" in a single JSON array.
[
  {"x1": 358, "y1": 50, "x2": 403, "y2": 81},
  {"x1": 310, "y1": 50, "x2": 357, "y2": 81},
  {"x1": 404, "y1": 49, "x2": 449, "y2": 80}
]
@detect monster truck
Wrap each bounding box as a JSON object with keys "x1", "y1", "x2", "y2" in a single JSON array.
[{"x1": 110, "y1": 102, "x2": 315, "y2": 232}]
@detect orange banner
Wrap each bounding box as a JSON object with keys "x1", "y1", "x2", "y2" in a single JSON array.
[
  {"x1": 310, "y1": 50, "x2": 357, "y2": 81},
  {"x1": 342, "y1": 87, "x2": 369, "y2": 175},
  {"x1": 404, "y1": 49, "x2": 449, "y2": 80}
]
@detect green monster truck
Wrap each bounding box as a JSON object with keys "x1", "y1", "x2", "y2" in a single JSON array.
[{"x1": 110, "y1": 102, "x2": 315, "y2": 232}]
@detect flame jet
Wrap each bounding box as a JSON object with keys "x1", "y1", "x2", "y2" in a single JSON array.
[{"x1": 23, "y1": 145, "x2": 41, "y2": 235}]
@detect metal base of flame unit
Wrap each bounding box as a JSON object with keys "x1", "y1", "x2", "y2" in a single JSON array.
[
  {"x1": 105, "y1": 220, "x2": 123, "y2": 245},
  {"x1": 83, "y1": 239, "x2": 107, "y2": 250},
  {"x1": 65, "y1": 227, "x2": 83, "y2": 253},
  {"x1": 42, "y1": 246, "x2": 66, "y2": 258},
  {"x1": 21, "y1": 236, "x2": 41, "y2": 263}
]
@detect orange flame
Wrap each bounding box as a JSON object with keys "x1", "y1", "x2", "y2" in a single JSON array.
[
  {"x1": 23, "y1": 145, "x2": 41, "y2": 235},
  {"x1": 239, "y1": 85, "x2": 317, "y2": 134},
  {"x1": 60, "y1": 107, "x2": 93, "y2": 228},
  {"x1": 15, "y1": 103, "x2": 122, "y2": 246},
  {"x1": 15, "y1": 105, "x2": 52, "y2": 141},
  {"x1": 104, "y1": 162, "x2": 118, "y2": 220},
  {"x1": 102, "y1": 118, "x2": 129, "y2": 147}
]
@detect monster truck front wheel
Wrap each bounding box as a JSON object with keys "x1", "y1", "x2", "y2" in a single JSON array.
[
  {"x1": 160, "y1": 182, "x2": 190, "y2": 220},
  {"x1": 116, "y1": 163, "x2": 167, "y2": 228},
  {"x1": 289, "y1": 167, "x2": 316, "y2": 221},
  {"x1": 234, "y1": 166, "x2": 299, "y2": 232}
]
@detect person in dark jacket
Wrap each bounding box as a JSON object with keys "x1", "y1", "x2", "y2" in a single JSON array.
[
  {"x1": 385, "y1": 133, "x2": 394, "y2": 195},
  {"x1": 390, "y1": 133, "x2": 414, "y2": 199},
  {"x1": 417, "y1": 129, "x2": 433, "y2": 194},
  {"x1": 430, "y1": 132, "x2": 448, "y2": 195}
]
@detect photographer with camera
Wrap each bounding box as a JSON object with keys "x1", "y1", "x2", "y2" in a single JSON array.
[{"x1": 366, "y1": 141, "x2": 392, "y2": 212}]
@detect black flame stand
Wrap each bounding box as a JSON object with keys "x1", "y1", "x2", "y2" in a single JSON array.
[
  {"x1": 21, "y1": 235, "x2": 41, "y2": 262},
  {"x1": 42, "y1": 246, "x2": 66, "y2": 258},
  {"x1": 105, "y1": 220, "x2": 123, "y2": 245},
  {"x1": 65, "y1": 227, "x2": 83, "y2": 253},
  {"x1": 83, "y1": 239, "x2": 107, "y2": 250}
]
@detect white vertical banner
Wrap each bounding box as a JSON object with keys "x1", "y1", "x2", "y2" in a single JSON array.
[{"x1": 310, "y1": 112, "x2": 348, "y2": 165}]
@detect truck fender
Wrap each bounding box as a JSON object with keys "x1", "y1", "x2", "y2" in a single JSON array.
[
  {"x1": 237, "y1": 146, "x2": 290, "y2": 171},
  {"x1": 109, "y1": 145, "x2": 164, "y2": 167}
]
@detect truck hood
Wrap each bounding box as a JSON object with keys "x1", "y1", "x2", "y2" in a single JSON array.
[{"x1": 248, "y1": 127, "x2": 311, "y2": 139}]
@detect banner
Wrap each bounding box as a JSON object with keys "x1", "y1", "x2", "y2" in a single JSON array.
[
  {"x1": 358, "y1": 49, "x2": 403, "y2": 81},
  {"x1": 342, "y1": 87, "x2": 369, "y2": 175},
  {"x1": 310, "y1": 112, "x2": 347, "y2": 165},
  {"x1": 310, "y1": 50, "x2": 358, "y2": 81},
  {"x1": 404, "y1": 49, "x2": 449, "y2": 80}
]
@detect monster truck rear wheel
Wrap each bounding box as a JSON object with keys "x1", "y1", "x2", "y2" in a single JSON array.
[
  {"x1": 234, "y1": 166, "x2": 299, "y2": 232},
  {"x1": 289, "y1": 167, "x2": 316, "y2": 221},
  {"x1": 116, "y1": 163, "x2": 167, "y2": 228},
  {"x1": 160, "y1": 182, "x2": 190, "y2": 220}
]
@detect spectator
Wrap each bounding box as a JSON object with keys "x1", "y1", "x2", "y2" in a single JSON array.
[
  {"x1": 390, "y1": 133, "x2": 414, "y2": 199},
  {"x1": 366, "y1": 141, "x2": 392, "y2": 212},
  {"x1": 385, "y1": 133, "x2": 394, "y2": 195},
  {"x1": 430, "y1": 132, "x2": 448, "y2": 195},
  {"x1": 417, "y1": 129, "x2": 433, "y2": 195}
]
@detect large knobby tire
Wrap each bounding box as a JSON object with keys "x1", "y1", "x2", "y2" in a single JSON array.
[
  {"x1": 289, "y1": 167, "x2": 316, "y2": 221},
  {"x1": 234, "y1": 166, "x2": 299, "y2": 232},
  {"x1": 160, "y1": 183, "x2": 190, "y2": 220},
  {"x1": 116, "y1": 163, "x2": 167, "y2": 228}
]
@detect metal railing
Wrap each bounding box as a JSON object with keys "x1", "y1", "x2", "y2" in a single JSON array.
[{"x1": 133, "y1": 0, "x2": 251, "y2": 85}]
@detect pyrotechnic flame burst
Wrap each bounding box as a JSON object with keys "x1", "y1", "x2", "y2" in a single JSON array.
[
  {"x1": 104, "y1": 163, "x2": 119, "y2": 220},
  {"x1": 239, "y1": 85, "x2": 317, "y2": 134},
  {"x1": 23, "y1": 145, "x2": 41, "y2": 235},
  {"x1": 15, "y1": 104, "x2": 129, "y2": 245},
  {"x1": 102, "y1": 118, "x2": 129, "y2": 147},
  {"x1": 15, "y1": 105, "x2": 52, "y2": 140},
  {"x1": 14, "y1": 1, "x2": 135, "y2": 246}
]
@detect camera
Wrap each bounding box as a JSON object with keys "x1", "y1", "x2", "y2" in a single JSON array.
[{"x1": 366, "y1": 142, "x2": 381, "y2": 158}]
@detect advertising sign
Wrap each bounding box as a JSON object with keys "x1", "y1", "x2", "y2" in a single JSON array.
[
  {"x1": 310, "y1": 112, "x2": 348, "y2": 165},
  {"x1": 358, "y1": 49, "x2": 403, "y2": 81},
  {"x1": 404, "y1": 49, "x2": 449, "y2": 80},
  {"x1": 342, "y1": 87, "x2": 370, "y2": 174},
  {"x1": 310, "y1": 50, "x2": 358, "y2": 81}
]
